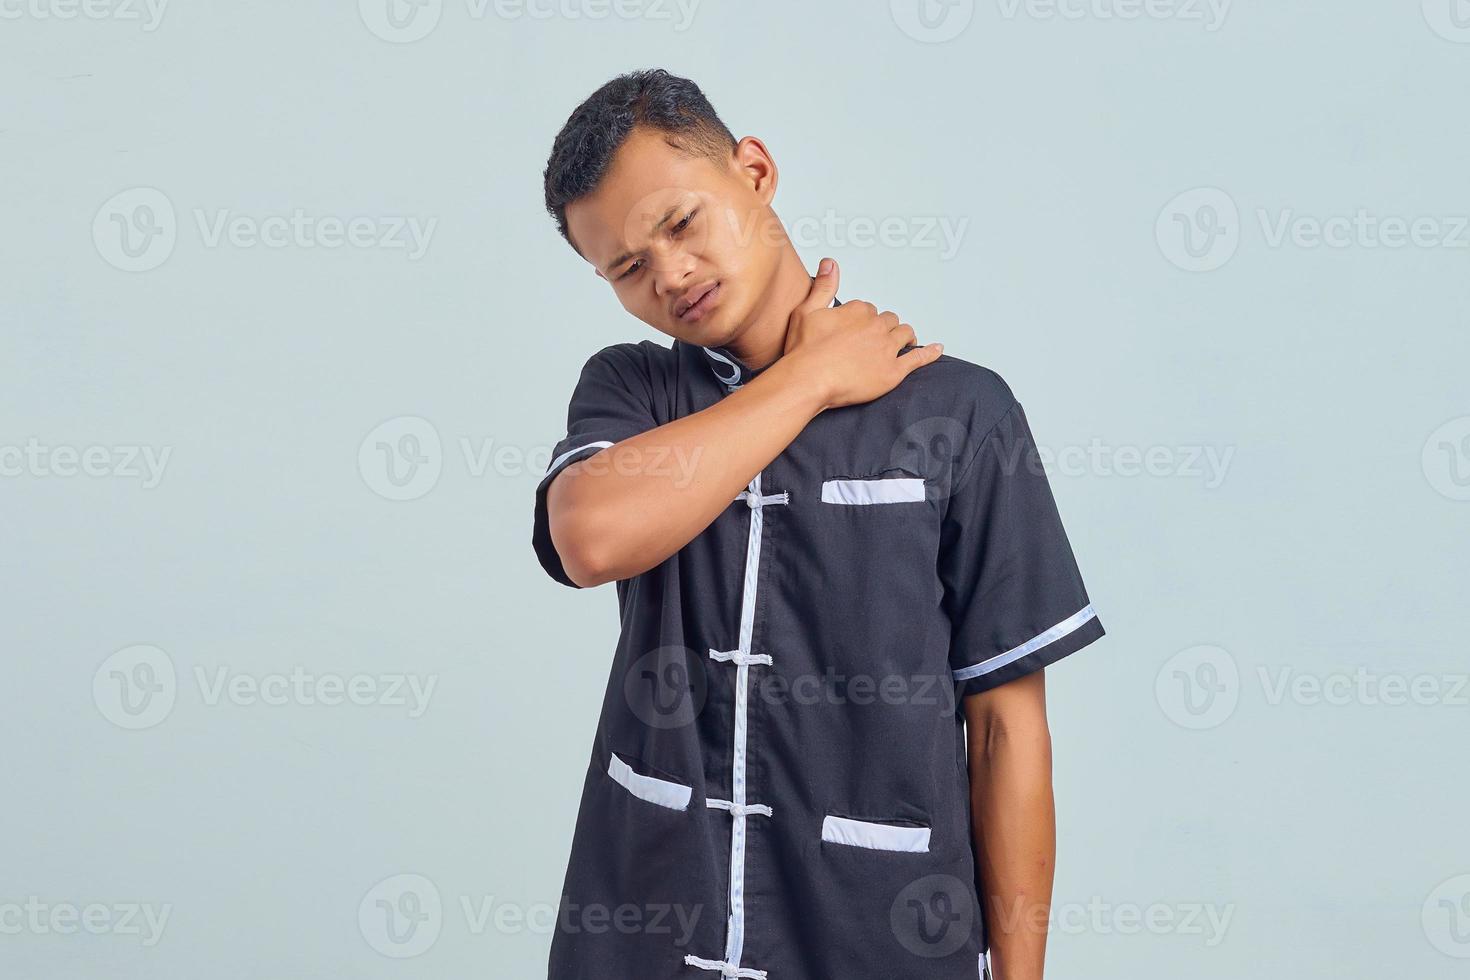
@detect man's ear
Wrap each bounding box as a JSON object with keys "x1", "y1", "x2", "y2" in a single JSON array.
[{"x1": 731, "y1": 135, "x2": 779, "y2": 206}]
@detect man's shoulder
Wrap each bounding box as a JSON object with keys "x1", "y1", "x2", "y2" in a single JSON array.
[
  {"x1": 898, "y1": 347, "x2": 1020, "y2": 435},
  {"x1": 579, "y1": 338, "x2": 677, "y2": 373}
]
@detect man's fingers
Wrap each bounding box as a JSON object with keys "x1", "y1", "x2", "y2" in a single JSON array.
[
  {"x1": 799, "y1": 257, "x2": 839, "y2": 312},
  {"x1": 897, "y1": 341, "x2": 944, "y2": 375}
]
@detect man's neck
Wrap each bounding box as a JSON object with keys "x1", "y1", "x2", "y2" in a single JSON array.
[{"x1": 720, "y1": 247, "x2": 814, "y2": 372}]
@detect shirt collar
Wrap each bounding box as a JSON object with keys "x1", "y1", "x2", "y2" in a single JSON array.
[{"x1": 700, "y1": 294, "x2": 842, "y2": 389}]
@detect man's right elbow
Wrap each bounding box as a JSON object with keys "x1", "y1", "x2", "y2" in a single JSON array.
[
  {"x1": 559, "y1": 536, "x2": 613, "y2": 589},
  {"x1": 549, "y1": 502, "x2": 616, "y2": 588}
]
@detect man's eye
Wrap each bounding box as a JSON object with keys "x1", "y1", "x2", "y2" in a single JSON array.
[
  {"x1": 617, "y1": 259, "x2": 643, "y2": 281},
  {"x1": 672, "y1": 209, "x2": 697, "y2": 235}
]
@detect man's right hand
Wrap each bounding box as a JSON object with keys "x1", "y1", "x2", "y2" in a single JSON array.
[{"x1": 782, "y1": 257, "x2": 944, "y2": 412}]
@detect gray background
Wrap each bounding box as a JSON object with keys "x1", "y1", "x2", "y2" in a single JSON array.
[{"x1": 3, "y1": 1, "x2": 1468, "y2": 977}]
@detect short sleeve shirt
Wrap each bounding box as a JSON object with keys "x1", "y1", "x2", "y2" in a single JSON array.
[{"x1": 532, "y1": 324, "x2": 1104, "y2": 980}]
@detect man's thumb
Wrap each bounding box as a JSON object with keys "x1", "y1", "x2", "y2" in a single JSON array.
[{"x1": 800, "y1": 257, "x2": 839, "y2": 311}]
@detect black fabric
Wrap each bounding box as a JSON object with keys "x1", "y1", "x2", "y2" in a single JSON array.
[{"x1": 532, "y1": 325, "x2": 1104, "y2": 980}]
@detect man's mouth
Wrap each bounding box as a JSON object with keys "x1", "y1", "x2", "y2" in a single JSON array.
[{"x1": 675, "y1": 281, "x2": 721, "y2": 324}]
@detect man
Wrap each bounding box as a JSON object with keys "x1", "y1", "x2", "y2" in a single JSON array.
[{"x1": 533, "y1": 68, "x2": 1104, "y2": 980}]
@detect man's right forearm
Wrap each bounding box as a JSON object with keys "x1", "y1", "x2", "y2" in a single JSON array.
[{"x1": 547, "y1": 354, "x2": 828, "y2": 588}]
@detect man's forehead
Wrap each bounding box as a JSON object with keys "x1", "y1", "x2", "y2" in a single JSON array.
[{"x1": 567, "y1": 131, "x2": 728, "y2": 265}]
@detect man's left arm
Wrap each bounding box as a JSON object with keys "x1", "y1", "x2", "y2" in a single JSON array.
[
  {"x1": 937, "y1": 395, "x2": 1107, "y2": 980},
  {"x1": 964, "y1": 671, "x2": 1055, "y2": 980}
]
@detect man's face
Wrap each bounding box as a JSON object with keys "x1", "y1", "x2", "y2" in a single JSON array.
[{"x1": 565, "y1": 126, "x2": 783, "y2": 349}]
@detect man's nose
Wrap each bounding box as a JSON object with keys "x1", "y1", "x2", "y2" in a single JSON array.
[{"x1": 651, "y1": 246, "x2": 696, "y2": 298}]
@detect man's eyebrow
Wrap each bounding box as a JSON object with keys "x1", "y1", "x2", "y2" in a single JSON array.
[{"x1": 602, "y1": 203, "x2": 681, "y2": 275}]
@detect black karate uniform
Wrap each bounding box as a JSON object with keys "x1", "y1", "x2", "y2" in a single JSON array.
[{"x1": 533, "y1": 308, "x2": 1104, "y2": 980}]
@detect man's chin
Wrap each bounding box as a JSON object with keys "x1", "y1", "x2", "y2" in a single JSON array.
[{"x1": 662, "y1": 310, "x2": 744, "y2": 349}]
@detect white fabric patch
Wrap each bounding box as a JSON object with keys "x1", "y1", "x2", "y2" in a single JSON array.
[
  {"x1": 821, "y1": 815, "x2": 931, "y2": 853},
  {"x1": 607, "y1": 752, "x2": 691, "y2": 811},
  {"x1": 819, "y1": 477, "x2": 926, "y2": 505},
  {"x1": 952, "y1": 604, "x2": 1098, "y2": 682}
]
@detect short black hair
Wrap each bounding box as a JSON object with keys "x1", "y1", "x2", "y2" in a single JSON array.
[{"x1": 543, "y1": 68, "x2": 738, "y2": 252}]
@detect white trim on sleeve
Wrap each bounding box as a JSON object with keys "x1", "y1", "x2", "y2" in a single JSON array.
[
  {"x1": 545, "y1": 440, "x2": 614, "y2": 476},
  {"x1": 607, "y1": 753, "x2": 692, "y2": 811},
  {"x1": 951, "y1": 604, "x2": 1098, "y2": 682}
]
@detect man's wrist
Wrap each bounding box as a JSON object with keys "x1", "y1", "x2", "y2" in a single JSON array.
[{"x1": 761, "y1": 350, "x2": 831, "y2": 418}]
